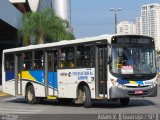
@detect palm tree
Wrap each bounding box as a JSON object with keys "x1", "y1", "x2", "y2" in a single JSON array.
[{"x1": 18, "y1": 8, "x2": 75, "y2": 45}]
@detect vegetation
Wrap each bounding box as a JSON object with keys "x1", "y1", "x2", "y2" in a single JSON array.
[
  {"x1": 18, "y1": 8, "x2": 75, "y2": 46},
  {"x1": 157, "y1": 50, "x2": 160, "y2": 55}
]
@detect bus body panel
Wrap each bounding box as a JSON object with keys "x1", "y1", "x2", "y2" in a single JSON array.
[
  {"x1": 3, "y1": 80, "x2": 15, "y2": 96},
  {"x1": 30, "y1": 82, "x2": 45, "y2": 97},
  {"x1": 57, "y1": 68, "x2": 95, "y2": 98},
  {"x1": 3, "y1": 70, "x2": 58, "y2": 97},
  {"x1": 108, "y1": 71, "x2": 157, "y2": 98}
]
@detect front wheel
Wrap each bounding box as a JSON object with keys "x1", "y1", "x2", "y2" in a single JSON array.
[
  {"x1": 26, "y1": 85, "x2": 37, "y2": 104},
  {"x1": 120, "y1": 98, "x2": 130, "y2": 106},
  {"x1": 82, "y1": 85, "x2": 92, "y2": 108}
]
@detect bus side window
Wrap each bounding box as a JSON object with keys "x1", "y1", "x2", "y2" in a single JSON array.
[
  {"x1": 76, "y1": 45, "x2": 94, "y2": 67},
  {"x1": 60, "y1": 47, "x2": 75, "y2": 68},
  {"x1": 48, "y1": 51, "x2": 58, "y2": 72},
  {"x1": 5, "y1": 54, "x2": 14, "y2": 71},
  {"x1": 66, "y1": 48, "x2": 74, "y2": 68},
  {"x1": 60, "y1": 49, "x2": 66, "y2": 68},
  {"x1": 34, "y1": 50, "x2": 44, "y2": 69},
  {"x1": 76, "y1": 46, "x2": 85, "y2": 67},
  {"x1": 22, "y1": 52, "x2": 32, "y2": 70}
]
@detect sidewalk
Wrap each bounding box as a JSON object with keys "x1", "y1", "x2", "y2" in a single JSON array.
[{"x1": 0, "y1": 85, "x2": 10, "y2": 96}]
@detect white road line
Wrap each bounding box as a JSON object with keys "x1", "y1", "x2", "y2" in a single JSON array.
[
  {"x1": 0, "y1": 96, "x2": 25, "y2": 103},
  {"x1": 0, "y1": 108, "x2": 42, "y2": 114}
]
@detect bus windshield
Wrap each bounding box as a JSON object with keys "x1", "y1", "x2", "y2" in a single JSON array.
[{"x1": 111, "y1": 46, "x2": 156, "y2": 75}]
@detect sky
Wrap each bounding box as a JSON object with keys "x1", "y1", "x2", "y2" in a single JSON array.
[{"x1": 71, "y1": 0, "x2": 160, "y2": 38}]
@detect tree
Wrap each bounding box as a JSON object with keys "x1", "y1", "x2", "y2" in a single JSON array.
[
  {"x1": 18, "y1": 8, "x2": 75, "y2": 45},
  {"x1": 157, "y1": 50, "x2": 160, "y2": 55}
]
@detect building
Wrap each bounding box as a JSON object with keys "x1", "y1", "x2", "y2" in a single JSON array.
[
  {"x1": 117, "y1": 21, "x2": 136, "y2": 34},
  {"x1": 52, "y1": 0, "x2": 71, "y2": 25},
  {"x1": 141, "y1": 3, "x2": 160, "y2": 50},
  {"x1": 135, "y1": 17, "x2": 142, "y2": 35}
]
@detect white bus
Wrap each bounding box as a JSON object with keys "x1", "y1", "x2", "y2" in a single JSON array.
[{"x1": 2, "y1": 34, "x2": 158, "y2": 108}]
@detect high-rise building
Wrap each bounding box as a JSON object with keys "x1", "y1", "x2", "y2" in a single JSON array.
[
  {"x1": 135, "y1": 17, "x2": 142, "y2": 35},
  {"x1": 141, "y1": 3, "x2": 160, "y2": 49},
  {"x1": 117, "y1": 21, "x2": 136, "y2": 34},
  {"x1": 52, "y1": 0, "x2": 71, "y2": 25}
]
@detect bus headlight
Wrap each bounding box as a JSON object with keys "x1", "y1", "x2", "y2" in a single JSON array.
[
  {"x1": 111, "y1": 79, "x2": 123, "y2": 88},
  {"x1": 152, "y1": 78, "x2": 158, "y2": 87},
  {"x1": 153, "y1": 80, "x2": 157, "y2": 87},
  {"x1": 111, "y1": 79, "x2": 118, "y2": 86},
  {"x1": 117, "y1": 84, "x2": 123, "y2": 88}
]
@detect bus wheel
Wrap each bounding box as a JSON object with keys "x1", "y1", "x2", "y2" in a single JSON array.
[
  {"x1": 26, "y1": 85, "x2": 37, "y2": 104},
  {"x1": 82, "y1": 85, "x2": 92, "y2": 108},
  {"x1": 120, "y1": 98, "x2": 130, "y2": 106}
]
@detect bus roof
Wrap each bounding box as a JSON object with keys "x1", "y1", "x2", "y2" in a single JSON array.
[
  {"x1": 3, "y1": 34, "x2": 112, "y2": 53},
  {"x1": 3, "y1": 34, "x2": 153, "y2": 53}
]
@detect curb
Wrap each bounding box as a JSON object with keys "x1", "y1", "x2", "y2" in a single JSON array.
[
  {"x1": 0, "y1": 86, "x2": 10, "y2": 97},
  {"x1": 0, "y1": 91, "x2": 10, "y2": 97}
]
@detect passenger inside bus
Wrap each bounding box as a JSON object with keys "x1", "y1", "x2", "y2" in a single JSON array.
[
  {"x1": 60, "y1": 48, "x2": 75, "y2": 68},
  {"x1": 66, "y1": 49, "x2": 74, "y2": 68},
  {"x1": 123, "y1": 47, "x2": 134, "y2": 65},
  {"x1": 60, "y1": 49, "x2": 66, "y2": 68}
]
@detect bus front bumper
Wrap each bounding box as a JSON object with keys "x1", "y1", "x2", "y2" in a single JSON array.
[{"x1": 109, "y1": 85, "x2": 157, "y2": 98}]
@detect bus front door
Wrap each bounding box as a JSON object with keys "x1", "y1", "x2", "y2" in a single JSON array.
[
  {"x1": 45, "y1": 50, "x2": 58, "y2": 96},
  {"x1": 96, "y1": 44, "x2": 107, "y2": 98},
  {"x1": 14, "y1": 53, "x2": 22, "y2": 95}
]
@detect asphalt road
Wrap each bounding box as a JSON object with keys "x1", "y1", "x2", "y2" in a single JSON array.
[{"x1": 0, "y1": 87, "x2": 160, "y2": 120}]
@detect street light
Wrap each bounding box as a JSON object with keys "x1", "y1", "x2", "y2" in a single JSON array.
[{"x1": 109, "y1": 8, "x2": 122, "y2": 34}]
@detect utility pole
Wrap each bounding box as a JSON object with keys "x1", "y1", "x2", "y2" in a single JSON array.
[{"x1": 109, "y1": 8, "x2": 122, "y2": 34}]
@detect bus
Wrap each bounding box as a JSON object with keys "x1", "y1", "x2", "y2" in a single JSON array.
[{"x1": 2, "y1": 34, "x2": 158, "y2": 108}]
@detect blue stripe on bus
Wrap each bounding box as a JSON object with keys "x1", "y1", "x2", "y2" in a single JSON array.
[
  {"x1": 48, "y1": 72, "x2": 58, "y2": 90},
  {"x1": 136, "y1": 80, "x2": 144, "y2": 85},
  {"x1": 6, "y1": 70, "x2": 58, "y2": 89},
  {"x1": 117, "y1": 79, "x2": 129, "y2": 84},
  {"x1": 29, "y1": 70, "x2": 58, "y2": 89},
  {"x1": 29, "y1": 70, "x2": 45, "y2": 83},
  {"x1": 6, "y1": 71, "x2": 14, "y2": 81},
  {"x1": 117, "y1": 79, "x2": 144, "y2": 85}
]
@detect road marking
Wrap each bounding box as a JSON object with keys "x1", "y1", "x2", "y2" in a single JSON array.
[
  {"x1": 0, "y1": 96, "x2": 23, "y2": 102},
  {"x1": 0, "y1": 108, "x2": 42, "y2": 114}
]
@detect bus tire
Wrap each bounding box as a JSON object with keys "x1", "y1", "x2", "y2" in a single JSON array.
[
  {"x1": 82, "y1": 85, "x2": 92, "y2": 108},
  {"x1": 26, "y1": 85, "x2": 37, "y2": 104},
  {"x1": 120, "y1": 98, "x2": 129, "y2": 106}
]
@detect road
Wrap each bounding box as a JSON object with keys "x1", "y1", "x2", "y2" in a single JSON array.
[{"x1": 0, "y1": 87, "x2": 160, "y2": 120}]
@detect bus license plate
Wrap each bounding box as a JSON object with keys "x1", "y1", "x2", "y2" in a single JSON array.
[{"x1": 135, "y1": 90, "x2": 143, "y2": 94}]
